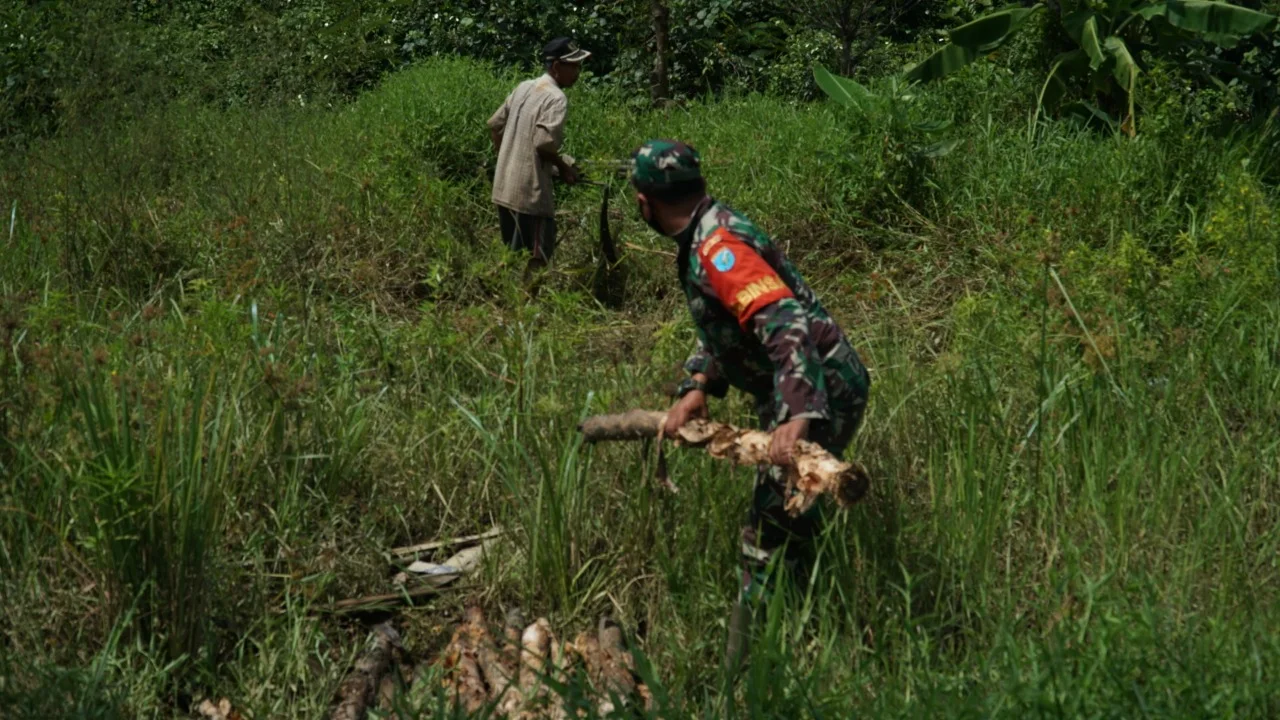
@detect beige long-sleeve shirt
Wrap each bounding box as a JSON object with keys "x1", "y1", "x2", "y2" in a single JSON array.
[{"x1": 487, "y1": 74, "x2": 567, "y2": 218}]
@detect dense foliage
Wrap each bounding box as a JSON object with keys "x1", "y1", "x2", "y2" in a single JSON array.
[
  {"x1": 9, "y1": 0, "x2": 1274, "y2": 142},
  {"x1": 902, "y1": 0, "x2": 1280, "y2": 131},
  {"x1": 2, "y1": 1, "x2": 1279, "y2": 718}
]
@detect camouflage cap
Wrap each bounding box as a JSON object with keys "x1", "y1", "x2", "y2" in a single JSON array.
[{"x1": 630, "y1": 140, "x2": 702, "y2": 188}]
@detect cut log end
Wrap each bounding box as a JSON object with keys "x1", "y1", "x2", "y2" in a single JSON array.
[
  {"x1": 836, "y1": 460, "x2": 871, "y2": 507},
  {"x1": 577, "y1": 410, "x2": 665, "y2": 442}
]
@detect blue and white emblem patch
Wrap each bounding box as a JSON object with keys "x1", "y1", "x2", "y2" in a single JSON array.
[{"x1": 711, "y1": 248, "x2": 736, "y2": 272}]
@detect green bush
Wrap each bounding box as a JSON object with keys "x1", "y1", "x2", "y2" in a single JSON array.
[{"x1": 769, "y1": 29, "x2": 843, "y2": 100}]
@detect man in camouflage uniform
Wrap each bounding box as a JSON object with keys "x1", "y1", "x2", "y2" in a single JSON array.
[{"x1": 629, "y1": 139, "x2": 871, "y2": 672}]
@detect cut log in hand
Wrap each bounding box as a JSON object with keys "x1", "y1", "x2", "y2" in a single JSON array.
[{"x1": 578, "y1": 410, "x2": 870, "y2": 516}]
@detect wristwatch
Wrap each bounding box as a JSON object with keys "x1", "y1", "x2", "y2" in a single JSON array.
[{"x1": 676, "y1": 376, "x2": 708, "y2": 398}]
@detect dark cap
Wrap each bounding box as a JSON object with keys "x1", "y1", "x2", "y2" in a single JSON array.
[
  {"x1": 542, "y1": 37, "x2": 591, "y2": 64},
  {"x1": 631, "y1": 140, "x2": 702, "y2": 188}
]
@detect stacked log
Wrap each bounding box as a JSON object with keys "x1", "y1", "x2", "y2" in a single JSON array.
[
  {"x1": 330, "y1": 608, "x2": 654, "y2": 720},
  {"x1": 434, "y1": 607, "x2": 653, "y2": 719}
]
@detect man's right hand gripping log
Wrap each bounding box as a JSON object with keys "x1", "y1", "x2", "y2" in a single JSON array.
[{"x1": 630, "y1": 140, "x2": 872, "y2": 677}]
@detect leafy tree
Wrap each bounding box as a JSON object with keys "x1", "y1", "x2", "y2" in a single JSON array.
[
  {"x1": 798, "y1": 0, "x2": 932, "y2": 75},
  {"x1": 902, "y1": 0, "x2": 1278, "y2": 132}
]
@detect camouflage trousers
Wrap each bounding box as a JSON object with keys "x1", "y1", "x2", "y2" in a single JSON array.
[{"x1": 738, "y1": 367, "x2": 869, "y2": 605}]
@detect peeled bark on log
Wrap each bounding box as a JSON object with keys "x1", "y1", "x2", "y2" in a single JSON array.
[
  {"x1": 454, "y1": 655, "x2": 489, "y2": 714},
  {"x1": 578, "y1": 410, "x2": 870, "y2": 515},
  {"x1": 377, "y1": 661, "x2": 418, "y2": 714},
  {"x1": 493, "y1": 608, "x2": 529, "y2": 716},
  {"x1": 512, "y1": 617, "x2": 561, "y2": 719},
  {"x1": 579, "y1": 410, "x2": 667, "y2": 442},
  {"x1": 518, "y1": 618, "x2": 554, "y2": 691},
  {"x1": 437, "y1": 608, "x2": 499, "y2": 714},
  {"x1": 196, "y1": 698, "x2": 239, "y2": 720},
  {"x1": 430, "y1": 610, "x2": 656, "y2": 719},
  {"x1": 377, "y1": 675, "x2": 395, "y2": 713},
  {"x1": 503, "y1": 607, "x2": 526, "y2": 663},
  {"x1": 330, "y1": 623, "x2": 399, "y2": 720},
  {"x1": 472, "y1": 615, "x2": 518, "y2": 707},
  {"x1": 595, "y1": 617, "x2": 638, "y2": 715},
  {"x1": 561, "y1": 617, "x2": 653, "y2": 716}
]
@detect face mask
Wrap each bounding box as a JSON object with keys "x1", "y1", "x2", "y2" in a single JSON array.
[{"x1": 637, "y1": 198, "x2": 666, "y2": 236}]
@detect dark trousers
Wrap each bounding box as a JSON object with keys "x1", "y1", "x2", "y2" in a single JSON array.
[
  {"x1": 498, "y1": 206, "x2": 557, "y2": 263},
  {"x1": 739, "y1": 385, "x2": 869, "y2": 603}
]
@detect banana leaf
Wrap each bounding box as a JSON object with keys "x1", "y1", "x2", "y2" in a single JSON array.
[
  {"x1": 1105, "y1": 36, "x2": 1138, "y2": 92},
  {"x1": 1037, "y1": 50, "x2": 1088, "y2": 115},
  {"x1": 1164, "y1": 0, "x2": 1276, "y2": 35},
  {"x1": 948, "y1": 5, "x2": 1044, "y2": 49},
  {"x1": 1063, "y1": 10, "x2": 1097, "y2": 44},
  {"x1": 905, "y1": 5, "x2": 1043, "y2": 83},
  {"x1": 813, "y1": 65, "x2": 885, "y2": 114},
  {"x1": 1137, "y1": 3, "x2": 1170, "y2": 20},
  {"x1": 1202, "y1": 31, "x2": 1242, "y2": 46},
  {"x1": 905, "y1": 43, "x2": 982, "y2": 84},
  {"x1": 1081, "y1": 16, "x2": 1107, "y2": 70}
]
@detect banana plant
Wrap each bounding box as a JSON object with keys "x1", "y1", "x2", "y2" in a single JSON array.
[
  {"x1": 813, "y1": 64, "x2": 960, "y2": 159},
  {"x1": 902, "y1": 0, "x2": 1278, "y2": 134}
]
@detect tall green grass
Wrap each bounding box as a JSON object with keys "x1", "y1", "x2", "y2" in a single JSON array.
[
  {"x1": 61, "y1": 365, "x2": 239, "y2": 665},
  {"x1": 1, "y1": 56, "x2": 1278, "y2": 717}
]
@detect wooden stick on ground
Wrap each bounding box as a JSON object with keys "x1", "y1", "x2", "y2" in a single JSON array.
[
  {"x1": 388, "y1": 526, "x2": 505, "y2": 561},
  {"x1": 579, "y1": 410, "x2": 870, "y2": 516},
  {"x1": 331, "y1": 622, "x2": 400, "y2": 720},
  {"x1": 322, "y1": 584, "x2": 473, "y2": 615}
]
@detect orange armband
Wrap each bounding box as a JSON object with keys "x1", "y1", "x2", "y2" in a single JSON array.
[{"x1": 697, "y1": 229, "x2": 794, "y2": 327}]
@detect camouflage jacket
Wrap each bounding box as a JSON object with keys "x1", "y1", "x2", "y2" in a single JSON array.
[{"x1": 676, "y1": 198, "x2": 869, "y2": 427}]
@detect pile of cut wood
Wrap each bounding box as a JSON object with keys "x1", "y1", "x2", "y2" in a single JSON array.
[
  {"x1": 320, "y1": 404, "x2": 876, "y2": 719},
  {"x1": 330, "y1": 608, "x2": 654, "y2": 720},
  {"x1": 433, "y1": 606, "x2": 653, "y2": 718}
]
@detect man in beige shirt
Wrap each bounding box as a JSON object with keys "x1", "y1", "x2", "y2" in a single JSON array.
[{"x1": 487, "y1": 37, "x2": 590, "y2": 269}]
